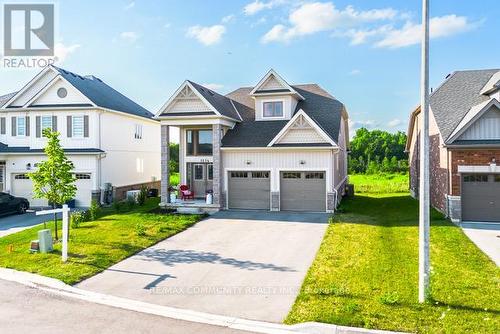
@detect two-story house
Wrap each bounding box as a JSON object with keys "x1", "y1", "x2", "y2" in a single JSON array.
[
  {"x1": 406, "y1": 69, "x2": 500, "y2": 223},
  {"x1": 156, "y1": 69, "x2": 349, "y2": 213},
  {"x1": 0, "y1": 65, "x2": 160, "y2": 207}
]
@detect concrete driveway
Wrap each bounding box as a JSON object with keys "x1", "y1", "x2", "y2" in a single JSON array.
[
  {"x1": 0, "y1": 212, "x2": 55, "y2": 238},
  {"x1": 461, "y1": 222, "x2": 500, "y2": 266},
  {"x1": 77, "y1": 210, "x2": 329, "y2": 323}
]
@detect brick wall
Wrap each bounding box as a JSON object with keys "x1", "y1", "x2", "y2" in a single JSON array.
[
  {"x1": 409, "y1": 133, "x2": 420, "y2": 197},
  {"x1": 450, "y1": 149, "x2": 500, "y2": 195},
  {"x1": 114, "y1": 180, "x2": 161, "y2": 201}
]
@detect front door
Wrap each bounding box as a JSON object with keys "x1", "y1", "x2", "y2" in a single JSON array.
[{"x1": 188, "y1": 163, "x2": 213, "y2": 198}]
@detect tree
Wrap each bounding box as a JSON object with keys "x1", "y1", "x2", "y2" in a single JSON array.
[
  {"x1": 169, "y1": 143, "x2": 179, "y2": 174},
  {"x1": 29, "y1": 129, "x2": 77, "y2": 240}
]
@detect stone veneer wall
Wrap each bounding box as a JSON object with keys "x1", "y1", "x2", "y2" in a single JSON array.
[
  {"x1": 160, "y1": 125, "x2": 170, "y2": 203},
  {"x1": 212, "y1": 124, "x2": 223, "y2": 208}
]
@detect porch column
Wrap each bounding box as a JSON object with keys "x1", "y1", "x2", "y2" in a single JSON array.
[
  {"x1": 161, "y1": 125, "x2": 170, "y2": 204},
  {"x1": 212, "y1": 124, "x2": 223, "y2": 207}
]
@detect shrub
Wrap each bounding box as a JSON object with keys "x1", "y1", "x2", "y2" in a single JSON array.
[
  {"x1": 112, "y1": 198, "x2": 122, "y2": 213},
  {"x1": 379, "y1": 292, "x2": 400, "y2": 305},
  {"x1": 89, "y1": 200, "x2": 100, "y2": 221},
  {"x1": 70, "y1": 211, "x2": 85, "y2": 229},
  {"x1": 135, "y1": 222, "x2": 146, "y2": 236},
  {"x1": 126, "y1": 197, "x2": 136, "y2": 210},
  {"x1": 137, "y1": 186, "x2": 148, "y2": 206}
]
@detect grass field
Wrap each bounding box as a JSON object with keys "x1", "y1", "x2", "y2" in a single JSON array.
[
  {"x1": 0, "y1": 198, "x2": 201, "y2": 284},
  {"x1": 349, "y1": 174, "x2": 408, "y2": 193},
  {"x1": 286, "y1": 180, "x2": 500, "y2": 333}
]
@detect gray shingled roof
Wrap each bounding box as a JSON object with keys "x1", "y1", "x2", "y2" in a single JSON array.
[
  {"x1": 222, "y1": 84, "x2": 344, "y2": 147},
  {"x1": 51, "y1": 66, "x2": 154, "y2": 119},
  {"x1": 431, "y1": 69, "x2": 499, "y2": 143},
  {"x1": 0, "y1": 142, "x2": 103, "y2": 153},
  {"x1": 188, "y1": 81, "x2": 241, "y2": 121},
  {"x1": 0, "y1": 92, "x2": 17, "y2": 107}
]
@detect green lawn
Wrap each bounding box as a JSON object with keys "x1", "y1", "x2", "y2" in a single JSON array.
[
  {"x1": 349, "y1": 174, "x2": 408, "y2": 193},
  {"x1": 0, "y1": 198, "x2": 201, "y2": 285},
  {"x1": 286, "y1": 188, "x2": 500, "y2": 332}
]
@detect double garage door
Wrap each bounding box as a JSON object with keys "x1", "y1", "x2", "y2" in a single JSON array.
[
  {"x1": 462, "y1": 174, "x2": 500, "y2": 222},
  {"x1": 227, "y1": 170, "x2": 326, "y2": 212},
  {"x1": 11, "y1": 173, "x2": 93, "y2": 208}
]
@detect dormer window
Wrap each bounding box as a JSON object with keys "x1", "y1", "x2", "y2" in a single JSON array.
[{"x1": 263, "y1": 101, "x2": 283, "y2": 118}]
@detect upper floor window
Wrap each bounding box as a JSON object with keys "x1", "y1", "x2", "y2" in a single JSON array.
[
  {"x1": 263, "y1": 101, "x2": 283, "y2": 118},
  {"x1": 41, "y1": 115, "x2": 52, "y2": 131},
  {"x1": 72, "y1": 115, "x2": 84, "y2": 138},
  {"x1": 186, "y1": 129, "x2": 213, "y2": 156},
  {"x1": 17, "y1": 117, "x2": 26, "y2": 136},
  {"x1": 134, "y1": 124, "x2": 143, "y2": 139}
]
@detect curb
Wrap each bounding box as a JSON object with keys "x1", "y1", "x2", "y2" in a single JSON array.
[{"x1": 0, "y1": 268, "x2": 406, "y2": 334}]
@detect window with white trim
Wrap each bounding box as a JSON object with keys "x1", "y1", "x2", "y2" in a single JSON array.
[
  {"x1": 17, "y1": 117, "x2": 26, "y2": 136},
  {"x1": 263, "y1": 101, "x2": 283, "y2": 117},
  {"x1": 134, "y1": 124, "x2": 143, "y2": 139},
  {"x1": 72, "y1": 115, "x2": 84, "y2": 138},
  {"x1": 41, "y1": 115, "x2": 52, "y2": 131}
]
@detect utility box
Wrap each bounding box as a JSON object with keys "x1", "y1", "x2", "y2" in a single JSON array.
[
  {"x1": 346, "y1": 184, "x2": 355, "y2": 197},
  {"x1": 38, "y1": 229, "x2": 53, "y2": 253}
]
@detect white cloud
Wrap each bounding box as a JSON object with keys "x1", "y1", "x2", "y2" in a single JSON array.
[
  {"x1": 244, "y1": 0, "x2": 285, "y2": 16},
  {"x1": 54, "y1": 43, "x2": 81, "y2": 63},
  {"x1": 349, "y1": 119, "x2": 379, "y2": 135},
  {"x1": 202, "y1": 83, "x2": 224, "y2": 91},
  {"x1": 376, "y1": 15, "x2": 475, "y2": 48},
  {"x1": 349, "y1": 69, "x2": 361, "y2": 75},
  {"x1": 222, "y1": 14, "x2": 235, "y2": 23},
  {"x1": 164, "y1": 23, "x2": 171, "y2": 29},
  {"x1": 124, "y1": 2, "x2": 135, "y2": 10},
  {"x1": 120, "y1": 31, "x2": 140, "y2": 43},
  {"x1": 262, "y1": 2, "x2": 398, "y2": 43},
  {"x1": 388, "y1": 119, "x2": 403, "y2": 127},
  {"x1": 187, "y1": 25, "x2": 226, "y2": 46}
]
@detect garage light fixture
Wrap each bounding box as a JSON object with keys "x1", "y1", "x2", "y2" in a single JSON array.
[
  {"x1": 26, "y1": 163, "x2": 31, "y2": 170},
  {"x1": 299, "y1": 160, "x2": 306, "y2": 165},
  {"x1": 245, "y1": 160, "x2": 251, "y2": 165}
]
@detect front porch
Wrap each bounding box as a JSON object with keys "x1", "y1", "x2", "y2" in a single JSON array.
[{"x1": 160, "y1": 198, "x2": 220, "y2": 214}]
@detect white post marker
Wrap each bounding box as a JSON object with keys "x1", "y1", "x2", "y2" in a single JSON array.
[{"x1": 36, "y1": 205, "x2": 70, "y2": 262}]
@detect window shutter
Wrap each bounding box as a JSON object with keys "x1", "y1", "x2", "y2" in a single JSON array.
[
  {"x1": 84, "y1": 115, "x2": 89, "y2": 137},
  {"x1": 11, "y1": 117, "x2": 16, "y2": 136},
  {"x1": 25, "y1": 116, "x2": 30, "y2": 136},
  {"x1": 0, "y1": 118, "x2": 5, "y2": 135},
  {"x1": 67, "y1": 116, "x2": 72, "y2": 137},
  {"x1": 36, "y1": 116, "x2": 41, "y2": 137},
  {"x1": 52, "y1": 116, "x2": 57, "y2": 132}
]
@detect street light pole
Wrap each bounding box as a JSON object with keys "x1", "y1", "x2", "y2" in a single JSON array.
[{"x1": 419, "y1": 0, "x2": 431, "y2": 303}]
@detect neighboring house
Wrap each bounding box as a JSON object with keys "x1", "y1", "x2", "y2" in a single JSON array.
[
  {"x1": 0, "y1": 65, "x2": 160, "y2": 207},
  {"x1": 155, "y1": 69, "x2": 349, "y2": 213},
  {"x1": 406, "y1": 69, "x2": 500, "y2": 223}
]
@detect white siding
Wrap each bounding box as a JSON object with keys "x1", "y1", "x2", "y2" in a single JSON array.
[
  {"x1": 458, "y1": 107, "x2": 500, "y2": 140},
  {"x1": 100, "y1": 111, "x2": 160, "y2": 187},
  {"x1": 222, "y1": 149, "x2": 334, "y2": 192},
  {"x1": 8, "y1": 70, "x2": 58, "y2": 107},
  {"x1": 30, "y1": 78, "x2": 93, "y2": 106},
  {"x1": 278, "y1": 128, "x2": 327, "y2": 144},
  {"x1": 166, "y1": 98, "x2": 212, "y2": 113},
  {"x1": 260, "y1": 75, "x2": 285, "y2": 90}
]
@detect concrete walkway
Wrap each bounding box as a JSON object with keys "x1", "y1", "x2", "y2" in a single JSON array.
[
  {"x1": 77, "y1": 211, "x2": 329, "y2": 323},
  {"x1": 461, "y1": 222, "x2": 500, "y2": 266}
]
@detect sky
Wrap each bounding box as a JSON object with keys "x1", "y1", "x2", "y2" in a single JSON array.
[{"x1": 0, "y1": 0, "x2": 499, "y2": 142}]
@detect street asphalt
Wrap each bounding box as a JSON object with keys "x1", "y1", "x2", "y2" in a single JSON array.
[{"x1": 0, "y1": 278, "x2": 253, "y2": 334}]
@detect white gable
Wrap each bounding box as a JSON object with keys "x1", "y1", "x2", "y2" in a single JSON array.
[
  {"x1": 164, "y1": 85, "x2": 212, "y2": 114},
  {"x1": 29, "y1": 78, "x2": 92, "y2": 106},
  {"x1": 276, "y1": 114, "x2": 329, "y2": 144},
  {"x1": 458, "y1": 106, "x2": 500, "y2": 140},
  {"x1": 7, "y1": 68, "x2": 58, "y2": 107},
  {"x1": 260, "y1": 75, "x2": 287, "y2": 91}
]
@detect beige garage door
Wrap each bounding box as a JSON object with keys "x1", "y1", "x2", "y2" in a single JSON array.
[{"x1": 11, "y1": 174, "x2": 48, "y2": 207}]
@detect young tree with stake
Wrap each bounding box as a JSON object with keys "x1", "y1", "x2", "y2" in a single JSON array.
[{"x1": 30, "y1": 128, "x2": 77, "y2": 240}]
